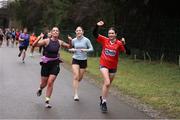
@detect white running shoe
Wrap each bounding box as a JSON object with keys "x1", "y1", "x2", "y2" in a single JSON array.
[
  {"x1": 29, "y1": 53, "x2": 33, "y2": 57},
  {"x1": 45, "y1": 101, "x2": 52, "y2": 108},
  {"x1": 74, "y1": 95, "x2": 79, "y2": 101},
  {"x1": 45, "y1": 103, "x2": 52, "y2": 108}
]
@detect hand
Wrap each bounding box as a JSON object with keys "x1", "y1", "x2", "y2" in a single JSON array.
[
  {"x1": 97, "y1": 21, "x2": 104, "y2": 26},
  {"x1": 67, "y1": 35, "x2": 72, "y2": 41},
  {"x1": 40, "y1": 33, "x2": 44, "y2": 38},
  {"x1": 121, "y1": 37, "x2": 126, "y2": 45},
  {"x1": 68, "y1": 48, "x2": 76, "y2": 52},
  {"x1": 19, "y1": 38, "x2": 24, "y2": 41},
  {"x1": 80, "y1": 49, "x2": 87, "y2": 52}
]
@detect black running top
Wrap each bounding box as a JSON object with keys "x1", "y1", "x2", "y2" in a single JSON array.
[{"x1": 43, "y1": 39, "x2": 60, "y2": 58}]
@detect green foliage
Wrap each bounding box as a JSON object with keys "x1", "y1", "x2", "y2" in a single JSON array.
[
  {"x1": 7, "y1": 0, "x2": 180, "y2": 63},
  {"x1": 7, "y1": 0, "x2": 73, "y2": 32}
]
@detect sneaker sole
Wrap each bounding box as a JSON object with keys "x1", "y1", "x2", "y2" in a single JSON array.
[
  {"x1": 74, "y1": 99, "x2": 79, "y2": 101},
  {"x1": 45, "y1": 105, "x2": 52, "y2": 108},
  {"x1": 46, "y1": 106, "x2": 52, "y2": 108}
]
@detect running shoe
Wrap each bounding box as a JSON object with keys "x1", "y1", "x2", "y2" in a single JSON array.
[
  {"x1": 101, "y1": 102, "x2": 107, "y2": 113},
  {"x1": 36, "y1": 89, "x2": 42, "y2": 96},
  {"x1": 18, "y1": 53, "x2": 21, "y2": 57},
  {"x1": 100, "y1": 96, "x2": 108, "y2": 113},
  {"x1": 45, "y1": 100, "x2": 52, "y2": 108},
  {"x1": 29, "y1": 53, "x2": 33, "y2": 57},
  {"x1": 100, "y1": 96, "x2": 102, "y2": 106},
  {"x1": 74, "y1": 95, "x2": 79, "y2": 101}
]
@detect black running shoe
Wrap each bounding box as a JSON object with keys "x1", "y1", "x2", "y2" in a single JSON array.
[
  {"x1": 18, "y1": 53, "x2": 21, "y2": 57},
  {"x1": 100, "y1": 96, "x2": 102, "y2": 107},
  {"x1": 45, "y1": 100, "x2": 52, "y2": 108},
  {"x1": 36, "y1": 89, "x2": 42, "y2": 96},
  {"x1": 101, "y1": 102, "x2": 108, "y2": 113}
]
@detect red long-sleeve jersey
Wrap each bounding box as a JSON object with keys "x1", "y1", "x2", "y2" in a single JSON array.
[{"x1": 97, "y1": 35, "x2": 125, "y2": 69}]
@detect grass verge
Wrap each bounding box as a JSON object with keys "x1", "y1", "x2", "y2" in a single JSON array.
[{"x1": 60, "y1": 50, "x2": 180, "y2": 119}]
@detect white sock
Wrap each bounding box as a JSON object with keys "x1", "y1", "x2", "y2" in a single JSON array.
[
  {"x1": 45, "y1": 97, "x2": 50, "y2": 102},
  {"x1": 102, "y1": 98, "x2": 107, "y2": 103}
]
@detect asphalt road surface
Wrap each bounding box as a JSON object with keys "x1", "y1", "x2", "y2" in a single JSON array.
[{"x1": 0, "y1": 45, "x2": 151, "y2": 119}]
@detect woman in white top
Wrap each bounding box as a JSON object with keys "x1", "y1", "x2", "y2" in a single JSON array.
[{"x1": 68, "y1": 26, "x2": 94, "y2": 101}]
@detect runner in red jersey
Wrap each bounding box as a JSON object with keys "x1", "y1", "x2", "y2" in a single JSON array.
[
  {"x1": 93, "y1": 21, "x2": 130, "y2": 113},
  {"x1": 97, "y1": 34, "x2": 125, "y2": 69}
]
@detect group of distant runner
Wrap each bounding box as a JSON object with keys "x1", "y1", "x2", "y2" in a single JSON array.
[
  {"x1": 0, "y1": 21, "x2": 130, "y2": 113},
  {"x1": 0, "y1": 28, "x2": 20, "y2": 47}
]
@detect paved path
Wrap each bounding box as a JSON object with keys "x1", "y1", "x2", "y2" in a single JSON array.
[{"x1": 0, "y1": 46, "x2": 150, "y2": 119}]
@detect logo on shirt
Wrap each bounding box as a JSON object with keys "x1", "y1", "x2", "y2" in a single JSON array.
[{"x1": 104, "y1": 48, "x2": 116, "y2": 56}]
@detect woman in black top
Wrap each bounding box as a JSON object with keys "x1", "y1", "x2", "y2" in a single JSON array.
[{"x1": 33, "y1": 27, "x2": 71, "y2": 108}]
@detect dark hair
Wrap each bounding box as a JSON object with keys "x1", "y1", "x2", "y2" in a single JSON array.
[
  {"x1": 76, "y1": 26, "x2": 84, "y2": 31},
  {"x1": 108, "y1": 27, "x2": 117, "y2": 34}
]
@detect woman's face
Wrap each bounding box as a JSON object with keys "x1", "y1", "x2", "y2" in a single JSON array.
[
  {"x1": 23, "y1": 28, "x2": 27, "y2": 34},
  {"x1": 108, "y1": 29, "x2": 117, "y2": 41},
  {"x1": 75, "y1": 27, "x2": 84, "y2": 38},
  {"x1": 51, "y1": 27, "x2": 59, "y2": 38}
]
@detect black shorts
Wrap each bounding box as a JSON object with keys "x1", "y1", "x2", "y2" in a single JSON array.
[
  {"x1": 12, "y1": 36, "x2": 16, "y2": 39},
  {"x1": 6, "y1": 36, "x2": 10, "y2": 40},
  {"x1": 19, "y1": 46, "x2": 28, "y2": 51},
  {"x1": 72, "y1": 58, "x2": 87, "y2": 69},
  {"x1": 41, "y1": 63, "x2": 60, "y2": 77},
  {"x1": 100, "y1": 65, "x2": 117, "y2": 73}
]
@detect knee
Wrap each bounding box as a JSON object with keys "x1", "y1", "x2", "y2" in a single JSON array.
[
  {"x1": 104, "y1": 80, "x2": 111, "y2": 87},
  {"x1": 73, "y1": 75, "x2": 79, "y2": 81}
]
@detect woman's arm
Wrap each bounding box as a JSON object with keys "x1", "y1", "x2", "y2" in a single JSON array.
[
  {"x1": 124, "y1": 44, "x2": 131, "y2": 55},
  {"x1": 19, "y1": 35, "x2": 24, "y2": 42},
  {"x1": 93, "y1": 21, "x2": 104, "y2": 38},
  {"x1": 60, "y1": 35, "x2": 73, "y2": 49},
  {"x1": 93, "y1": 25, "x2": 99, "y2": 38},
  {"x1": 81, "y1": 39, "x2": 94, "y2": 52},
  {"x1": 67, "y1": 35, "x2": 73, "y2": 48},
  {"x1": 32, "y1": 33, "x2": 46, "y2": 47},
  {"x1": 59, "y1": 40, "x2": 71, "y2": 48},
  {"x1": 120, "y1": 37, "x2": 131, "y2": 55}
]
